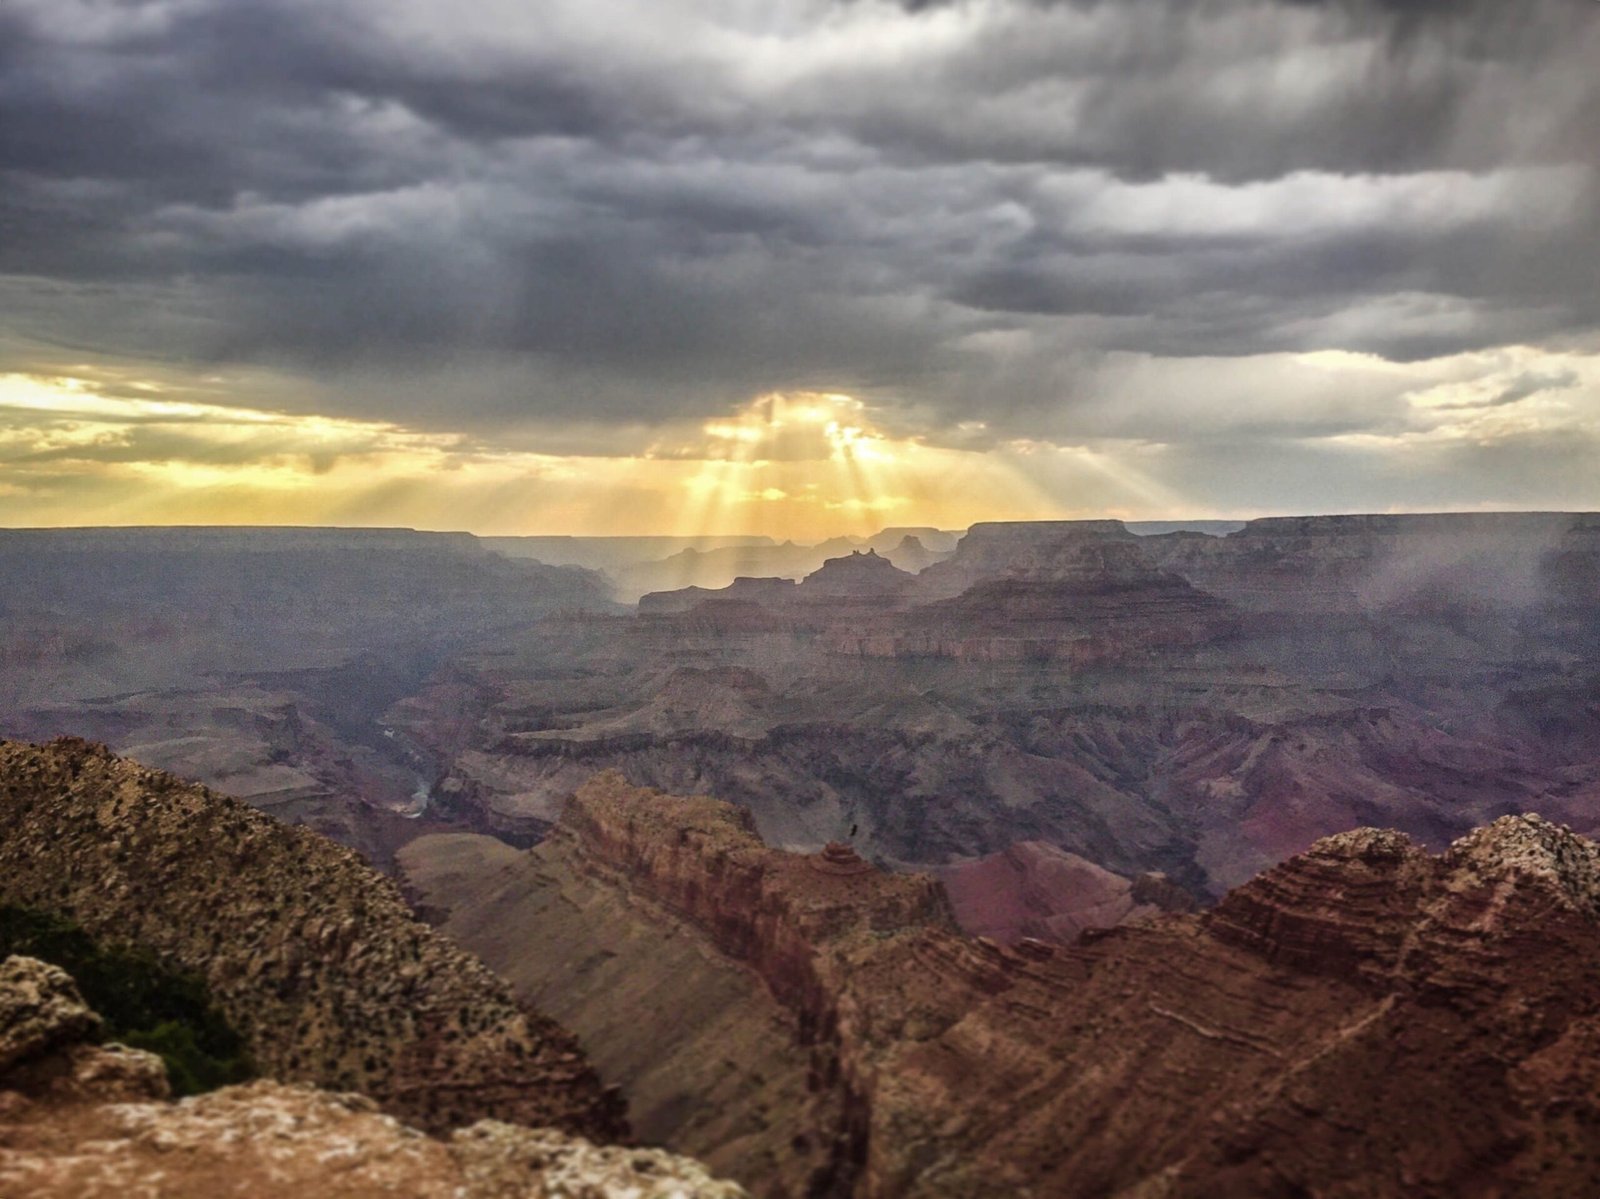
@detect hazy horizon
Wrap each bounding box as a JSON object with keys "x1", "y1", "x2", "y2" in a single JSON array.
[{"x1": 7, "y1": 505, "x2": 1600, "y2": 543}]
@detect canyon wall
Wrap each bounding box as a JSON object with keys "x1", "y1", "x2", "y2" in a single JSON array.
[{"x1": 408, "y1": 772, "x2": 1600, "y2": 1198}]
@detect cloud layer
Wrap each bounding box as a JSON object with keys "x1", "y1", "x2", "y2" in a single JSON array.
[{"x1": 1, "y1": 0, "x2": 1597, "y2": 527}]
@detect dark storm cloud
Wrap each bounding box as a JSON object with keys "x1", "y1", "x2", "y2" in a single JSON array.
[{"x1": 0, "y1": 0, "x2": 1596, "y2": 445}]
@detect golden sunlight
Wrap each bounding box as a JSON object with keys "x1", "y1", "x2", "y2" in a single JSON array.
[
  {"x1": 0, "y1": 373, "x2": 1137, "y2": 536},
  {"x1": 657, "y1": 391, "x2": 1058, "y2": 540}
]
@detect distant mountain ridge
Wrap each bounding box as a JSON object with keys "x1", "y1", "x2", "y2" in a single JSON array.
[{"x1": 400, "y1": 509, "x2": 1600, "y2": 890}]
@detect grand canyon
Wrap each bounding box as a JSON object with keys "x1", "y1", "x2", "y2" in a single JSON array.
[
  {"x1": 4, "y1": 513, "x2": 1600, "y2": 1195},
  {"x1": 7, "y1": 0, "x2": 1598, "y2": 1190}
]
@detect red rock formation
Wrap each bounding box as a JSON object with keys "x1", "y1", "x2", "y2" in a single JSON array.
[
  {"x1": 810, "y1": 842, "x2": 874, "y2": 876},
  {"x1": 937, "y1": 841, "x2": 1194, "y2": 943},
  {"x1": 427, "y1": 774, "x2": 1600, "y2": 1198},
  {"x1": 548, "y1": 774, "x2": 957, "y2": 1194}
]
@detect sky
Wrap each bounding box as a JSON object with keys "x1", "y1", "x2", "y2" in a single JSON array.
[{"x1": 1, "y1": 0, "x2": 1597, "y2": 537}]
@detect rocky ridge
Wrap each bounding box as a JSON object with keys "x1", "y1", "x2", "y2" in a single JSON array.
[
  {"x1": 0, "y1": 954, "x2": 743, "y2": 1199},
  {"x1": 0, "y1": 737, "x2": 623, "y2": 1138},
  {"x1": 639, "y1": 576, "x2": 800, "y2": 615},
  {"x1": 1145, "y1": 510, "x2": 1600, "y2": 617},
  {"x1": 636, "y1": 526, "x2": 1236, "y2": 666},
  {"x1": 408, "y1": 775, "x2": 1600, "y2": 1197}
]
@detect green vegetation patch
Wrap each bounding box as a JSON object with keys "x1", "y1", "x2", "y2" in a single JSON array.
[{"x1": 0, "y1": 905, "x2": 254, "y2": 1095}]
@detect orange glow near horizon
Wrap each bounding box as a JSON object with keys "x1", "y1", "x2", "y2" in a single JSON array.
[
  {"x1": 0, "y1": 375, "x2": 1088, "y2": 537},
  {"x1": 8, "y1": 344, "x2": 1595, "y2": 536}
]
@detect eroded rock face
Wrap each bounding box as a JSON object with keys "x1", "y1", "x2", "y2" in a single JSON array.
[
  {"x1": 0, "y1": 957, "x2": 101, "y2": 1075},
  {"x1": 0, "y1": 955, "x2": 171, "y2": 1112},
  {"x1": 398, "y1": 829, "x2": 840, "y2": 1193},
  {"x1": 633, "y1": 527, "x2": 1232, "y2": 667},
  {"x1": 0, "y1": 738, "x2": 624, "y2": 1139},
  {"x1": 826, "y1": 563, "x2": 1233, "y2": 663},
  {"x1": 797, "y1": 550, "x2": 915, "y2": 599},
  {"x1": 0, "y1": 957, "x2": 742, "y2": 1199},
  {"x1": 912, "y1": 520, "x2": 1138, "y2": 599},
  {"x1": 409, "y1": 776, "x2": 1600, "y2": 1199}
]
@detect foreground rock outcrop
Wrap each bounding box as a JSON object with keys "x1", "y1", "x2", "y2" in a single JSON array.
[
  {"x1": 0, "y1": 957, "x2": 103, "y2": 1076},
  {"x1": 406, "y1": 774, "x2": 1600, "y2": 1198},
  {"x1": 0, "y1": 737, "x2": 624, "y2": 1139},
  {"x1": 0, "y1": 955, "x2": 743, "y2": 1199}
]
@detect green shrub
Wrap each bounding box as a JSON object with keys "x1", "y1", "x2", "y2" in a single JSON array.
[{"x1": 0, "y1": 905, "x2": 253, "y2": 1095}]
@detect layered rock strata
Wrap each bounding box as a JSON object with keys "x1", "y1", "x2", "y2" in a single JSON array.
[
  {"x1": 1146, "y1": 510, "x2": 1600, "y2": 617},
  {"x1": 408, "y1": 774, "x2": 1600, "y2": 1198},
  {"x1": 635, "y1": 526, "x2": 1236, "y2": 666},
  {"x1": 911, "y1": 519, "x2": 1138, "y2": 599},
  {"x1": 825, "y1": 563, "x2": 1233, "y2": 661},
  {"x1": 0, "y1": 738, "x2": 624, "y2": 1139},
  {"x1": 398, "y1": 829, "x2": 840, "y2": 1193}
]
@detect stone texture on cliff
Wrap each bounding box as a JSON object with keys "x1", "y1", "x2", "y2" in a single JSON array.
[
  {"x1": 0, "y1": 737, "x2": 624, "y2": 1139},
  {"x1": 0, "y1": 957, "x2": 102, "y2": 1075},
  {"x1": 410, "y1": 774, "x2": 1600, "y2": 1198},
  {"x1": 0, "y1": 956, "x2": 742, "y2": 1199}
]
